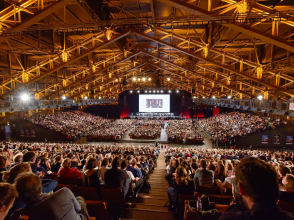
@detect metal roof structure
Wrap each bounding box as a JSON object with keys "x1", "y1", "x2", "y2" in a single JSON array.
[{"x1": 1, "y1": 0, "x2": 294, "y2": 104}]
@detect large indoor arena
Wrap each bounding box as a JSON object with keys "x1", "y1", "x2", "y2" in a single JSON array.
[{"x1": 0, "y1": 0, "x2": 294, "y2": 219}]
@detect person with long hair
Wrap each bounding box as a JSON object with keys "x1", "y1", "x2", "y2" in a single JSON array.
[
  {"x1": 215, "y1": 163, "x2": 226, "y2": 182},
  {"x1": 168, "y1": 166, "x2": 195, "y2": 211}
]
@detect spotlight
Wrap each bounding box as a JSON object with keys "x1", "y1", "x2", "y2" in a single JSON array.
[
  {"x1": 168, "y1": 90, "x2": 171, "y2": 93},
  {"x1": 176, "y1": 90, "x2": 179, "y2": 93},
  {"x1": 142, "y1": 77, "x2": 146, "y2": 81},
  {"x1": 202, "y1": 96, "x2": 205, "y2": 99},
  {"x1": 149, "y1": 90, "x2": 151, "y2": 93},
  {"x1": 130, "y1": 90, "x2": 133, "y2": 93},
  {"x1": 148, "y1": 78, "x2": 151, "y2": 81},
  {"x1": 167, "y1": 78, "x2": 170, "y2": 81},
  {"x1": 145, "y1": 90, "x2": 147, "y2": 93},
  {"x1": 228, "y1": 95, "x2": 232, "y2": 99},
  {"x1": 99, "y1": 96, "x2": 102, "y2": 99},
  {"x1": 137, "y1": 90, "x2": 140, "y2": 93},
  {"x1": 62, "y1": 95, "x2": 66, "y2": 100},
  {"x1": 138, "y1": 78, "x2": 141, "y2": 81},
  {"x1": 193, "y1": 96, "x2": 196, "y2": 98},
  {"x1": 84, "y1": 96, "x2": 88, "y2": 100},
  {"x1": 157, "y1": 90, "x2": 159, "y2": 93},
  {"x1": 161, "y1": 90, "x2": 163, "y2": 93},
  {"x1": 133, "y1": 77, "x2": 136, "y2": 81},
  {"x1": 257, "y1": 95, "x2": 263, "y2": 100},
  {"x1": 212, "y1": 96, "x2": 216, "y2": 99},
  {"x1": 115, "y1": 79, "x2": 118, "y2": 82},
  {"x1": 20, "y1": 93, "x2": 29, "y2": 101},
  {"x1": 153, "y1": 90, "x2": 156, "y2": 93}
]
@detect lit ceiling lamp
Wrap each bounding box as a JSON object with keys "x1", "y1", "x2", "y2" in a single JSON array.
[
  {"x1": 257, "y1": 95, "x2": 263, "y2": 100},
  {"x1": 20, "y1": 93, "x2": 29, "y2": 101}
]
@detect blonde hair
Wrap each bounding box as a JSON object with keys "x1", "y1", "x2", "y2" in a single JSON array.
[
  {"x1": 61, "y1": 158, "x2": 71, "y2": 168},
  {"x1": 285, "y1": 174, "x2": 294, "y2": 192},
  {"x1": 175, "y1": 166, "x2": 192, "y2": 186},
  {"x1": 2, "y1": 163, "x2": 30, "y2": 183}
]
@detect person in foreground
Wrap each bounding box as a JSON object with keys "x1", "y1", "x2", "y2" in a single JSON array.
[
  {"x1": 10, "y1": 172, "x2": 89, "y2": 220},
  {"x1": 0, "y1": 183, "x2": 17, "y2": 220},
  {"x1": 219, "y1": 157, "x2": 294, "y2": 220}
]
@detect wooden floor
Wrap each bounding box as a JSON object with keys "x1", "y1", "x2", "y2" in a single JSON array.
[{"x1": 117, "y1": 150, "x2": 182, "y2": 220}]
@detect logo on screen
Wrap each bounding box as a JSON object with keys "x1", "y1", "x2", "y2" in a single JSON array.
[{"x1": 146, "y1": 99, "x2": 163, "y2": 108}]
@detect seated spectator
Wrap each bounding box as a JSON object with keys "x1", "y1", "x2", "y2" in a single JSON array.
[
  {"x1": 168, "y1": 166, "x2": 194, "y2": 211},
  {"x1": 194, "y1": 159, "x2": 214, "y2": 187},
  {"x1": 280, "y1": 174, "x2": 294, "y2": 203},
  {"x1": 10, "y1": 172, "x2": 89, "y2": 220},
  {"x1": 104, "y1": 156, "x2": 130, "y2": 198},
  {"x1": 57, "y1": 158, "x2": 82, "y2": 179},
  {"x1": 0, "y1": 156, "x2": 8, "y2": 182},
  {"x1": 126, "y1": 158, "x2": 142, "y2": 178},
  {"x1": 83, "y1": 157, "x2": 100, "y2": 187},
  {"x1": 121, "y1": 159, "x2": 143, "y2": 197},
  {"x1": 10, "y1": 153, "x2": 22, "y2": 168},
  {"x1": 67, "y1": 152, "x2": 81, "y2": 168},
  {"x1": 0, "y1": 183, "x2": 17, "y2": 220},
  {"x1": 215, "y1": 162, "x2": 226, "y2": 182},
  {"x1": 278, "y1": 164, "x2": 291, "y2": 185},
  {"x1": 100, "y1": 158, "x2": 109, "y2": 181},
  {"x1": 2, "y1": 163, "x2": 57, "y2": 220},
  {"x1": 51, "y1": 155, "x2": 62, "y2": 173},
  {"x1": 22, "y1": 151, "x2": 38, "y2": 174},
  {"x1": 219, "y1": 157, "x2": 294, "y2": 220}
]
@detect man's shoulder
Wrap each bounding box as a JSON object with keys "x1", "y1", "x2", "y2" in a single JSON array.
[{"x1": 219, "y1": 210, "x2": 250, "y2": 220}]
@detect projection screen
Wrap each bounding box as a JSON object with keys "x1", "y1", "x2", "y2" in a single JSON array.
[{"x1": 139, "y1": 94, "x2": 170, "y2": 112}]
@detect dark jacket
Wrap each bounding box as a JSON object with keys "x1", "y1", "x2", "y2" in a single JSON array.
[
  {"x1": 10, "y1": 188, "x2": 84, "y2": 220},
  {"x1": 219, "y1": 202, "x2": 294, "y2": 220}
]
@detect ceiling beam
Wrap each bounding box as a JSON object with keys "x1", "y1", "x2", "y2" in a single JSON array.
[{"x1": 155, "y1": 0, "x2": 294, "y2": 53}]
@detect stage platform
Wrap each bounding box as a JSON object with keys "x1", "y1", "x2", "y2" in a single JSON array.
[{"x1": 128, "y1": 112, "x2": 181, "y2": 119}]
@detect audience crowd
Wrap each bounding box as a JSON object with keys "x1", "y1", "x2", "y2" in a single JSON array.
[
  {"x1": 87, "y1": 119, "x2": 136, "y2": 141},
  {"x1": 28, "y1": 111, "x2": 108, "y2": 139},
  {"x1": 197, "y1": 112, "x2": 284, "y2": 146},
  {"x1": 129, "y1": 120, "x2": 164, "y2": 139},
  {"x1": 166, "y1": 120, "x2": 204, "y2": 143},
  {"x1": 164, "y1": 147, "x2": 294, "y2": 216},
  {"x1": 0, "y1": 141, "x2": 159, "y2": 219}
]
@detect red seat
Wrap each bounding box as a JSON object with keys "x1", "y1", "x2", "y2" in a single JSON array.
[
  {"x1": 100, "y1": 187, "x2": 125, "y2": 206},
  {"x1": 178, "y1": 194, "x2": 199, "y2": 213},
  {"x1": 86, "y1": 200, "x2": 110, "y2": 220},
  {"x1": 277, "y1": 200, "x2": 294, "y2": 214},
  {"x1": 76, "y1": 186, "x2": 100, "y2": 201},
  {"x1": 57, "y1": 177, "x2": 76, "y2": 185},
  {"x1": 197, "y1": 186, "x2": 220, "y2": 195},
  {"x1": 208, "y1": 194, "x2": 233, "y2": 205}
]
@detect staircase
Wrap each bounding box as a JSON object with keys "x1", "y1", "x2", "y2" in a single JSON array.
[{"x1": 118, "y1": 151, "x2": 181, "y2": 220}]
